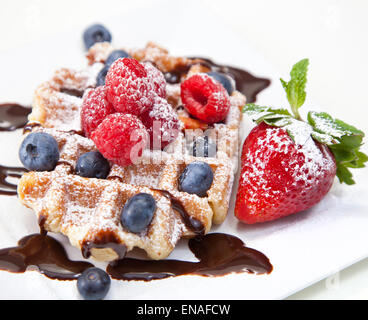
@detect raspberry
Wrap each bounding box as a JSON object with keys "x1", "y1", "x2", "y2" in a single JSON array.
[
  {"x1": 81, "y1": 86, "x2": 115, "y2": 138},
  {"x1": 105, "y1": 58, "x2": 155, "y2": 116},
  {"x1": 140, "y1": 96, "x2": 180, "y2": 150},
  {"x1": 180, "y1": 74, "x2": 230, "y2": 124},
  {"x1": 91, "y1": 113, "x2": 149, "y2": 166},
  {"x1": 143, "y1": 62, "x2": 166, "y2": 98}
]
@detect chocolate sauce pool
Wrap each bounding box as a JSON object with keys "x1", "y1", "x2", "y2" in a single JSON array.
[
  {"x1": 0, "y1": 103, "x2": 31, "y2": 132},
  {"x1": 0, "y1": 233, "x2": 93, "y2": 280},
  {"x1": 0, "y1": 61, "x2": 272, "y2": 281},
  {"x1": 107, "y1": 233, "x2": 272, "y2": 281}
]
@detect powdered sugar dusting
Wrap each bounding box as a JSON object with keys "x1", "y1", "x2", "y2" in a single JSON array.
[{"x1": 20, "y1": 42, "x2": 245, "y2": 260}]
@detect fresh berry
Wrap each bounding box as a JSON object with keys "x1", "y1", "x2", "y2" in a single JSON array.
[
  {"x1": 237, "y1": 59, "x2": 367, "y2": 223},
  {"x1": 121, "y1": 193, "x2": 156, "y2": 233},
  {"x1": 96, "y1": 65, "x2": 109, "y2": 87},
  {"x1": 180, "y1": 74, "x2": 230, "y2": 124},
  {"x1": 81, "y1": 86, "x2": 115, "y2": 138},
  {"x1": 140, "y1": 96, "x2": 180, "y2": 150},
  {"x1": 178, "y1": 116, "x2": 208, "y2": 130},
  {"x1": 105, "y1": 58, "x2": 155, "y2": 116},
  {"x1": 91, "y1": 113, "x2": 149, "y2": 166},
  {"x1": 77, "y1": 267, "x2": 111, "y2": 300},
  {"x1": 143, "y1": 62, "x2": 166, "y2": 98},
  {"x1": 190, "y1": 136, "x2": 217, "y2": 158},
  {"x1": 178, "y1": 161, "x2": 214, "y2": 197},
  {"x1": 19, "y1": 132, "x2": 59, "y2": 171},
  {"x1": 235, "y1": 122, "x2": 336, "y2": 224},
  {"x1": 206, "y1": 72, "x2": 235, "y2": 95},
  {"x1": 75, "y1": 151, "x2": 110, "y2": 179},
  {"x1": 105, "y1": 50, "x2": 130, "y2": 67},
  {"x1": 83, "y1": 24, "x2": 112, "y2": 50}
]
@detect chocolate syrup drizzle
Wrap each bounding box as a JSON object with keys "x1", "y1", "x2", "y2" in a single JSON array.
[
  {"x1": 0, "y1": 103, "x2": 31, "y2": 132},
  {"x1": 0, "y1": 165, "x2": 27, "y2": 196},
  {"x1": 0, "y1": 233, "x2": 93, "y2": 280},
  {"x1": 157, "y1": 189, "x2": 205, "y2": 235},
  {"x1": 0, "y1": 60, "x2": 273, "y2": 281},
  {"x1": 107, "y1": 233, "x2": 272, "y2": 281}
]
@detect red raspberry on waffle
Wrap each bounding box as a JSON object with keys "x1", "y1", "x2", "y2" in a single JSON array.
[
  {"x1": 105, "y1": 58, "x2": 155, "y2": 116},
  {"x1": 140, "y1": 96, "x2": 180, "y2": 150},
  {"x1": 81, "y1": 86, "x2": 115, "y2": 138},
  {"x1": 91, "y1": 113, "x2": 149, "y2": 166},
  {"x1": 143, "y1": 62, "x2": 166, "y2": 99},
  {"x1": 180, "y1": 74, "x2": 230, "y2": 124}
]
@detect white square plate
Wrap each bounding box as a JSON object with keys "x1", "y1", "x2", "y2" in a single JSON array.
[{"x1": 0, "y1": 0, "x2": 367, "y2": 300}]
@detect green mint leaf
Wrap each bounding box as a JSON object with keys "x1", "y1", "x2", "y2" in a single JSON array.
[
  {"x1": 311, "y1": 131, "x2": 336, "y2": 145},
  {"x1": 308, "y1": 111, "x2": 364, "y2": 139},
  {"x1": 336, "y1": 165, "x2": 355, "y2": 185},
  {"x1": 242, "y1": 104, "x2": 292, "y2": 125},
  {"x1": 263, "y1": 117, "x2": 293, "y2": 127},
  {"x1": 280, "y1": 58, "x2": 309, "y2": 119},
  {"x1": 344, "y1": 151, "x2": 368, "y2": 168}
]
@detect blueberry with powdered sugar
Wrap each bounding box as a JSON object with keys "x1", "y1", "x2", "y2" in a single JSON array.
[
  {"x1": 83, "y1": 24, "x2": 112, "y2": 50},
  {"x1": 19, "y1": 132, "x2": 59, "y2": 171},
  {"x1": 121, "y1": 193, "x2": 157, "y2": 233},
  {"x1": 75, "y1": 151, "x2": 110, "y2": 179},
  {"x1": 179, "y1": 161, "x2": 214, "y2": 197},
  {"x1": 77, "y1": 267, "x2": 111, "y2": 300}
]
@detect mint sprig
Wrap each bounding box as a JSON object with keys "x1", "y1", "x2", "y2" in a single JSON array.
[
  {"x1": 280, "y1": 58, "x2": 309, "y2": 120},
  {"x1": 242, "y1": 59, "x2": 367, "y2": 185}
]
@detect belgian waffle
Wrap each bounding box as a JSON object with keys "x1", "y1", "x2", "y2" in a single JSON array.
[{"x1": 17, "y1": 42, "x2": 245, "y2": 261}]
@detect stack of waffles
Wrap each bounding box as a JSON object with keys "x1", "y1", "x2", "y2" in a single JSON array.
[{"x1": 17, "y1": 42, "x2": 245, "y2": 262}]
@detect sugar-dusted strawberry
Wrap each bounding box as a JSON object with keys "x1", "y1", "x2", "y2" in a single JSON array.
[
  {"x1": 236, "y1": 59, "x2": 366, "y2": 224},
  {"x1": 81, "y1": 86, "x2": 115, "y2": 138},
  {"x1": 235, "y1": 122, "x2": 336, "y2": 223},
  {"x1": 180, "y1": 74, "x2": 230, "y2": 124},
  {"x1": 91, "y1": 113, "x2": 149, "y2": 166},
  {"x1": 140, "y1": 96, "x2": 180, "y2": 150}
]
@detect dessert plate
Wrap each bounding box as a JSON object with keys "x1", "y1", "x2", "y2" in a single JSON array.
[{"x1": 0, "y1": 1, "x2": 367, "y2": 299}]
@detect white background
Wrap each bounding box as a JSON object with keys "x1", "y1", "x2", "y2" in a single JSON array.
[{"x1": 0, "y1": 0, "x2": 367, "y2": 299}]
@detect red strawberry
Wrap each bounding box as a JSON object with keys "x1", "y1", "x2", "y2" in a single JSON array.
[
  {"x1": 235, "y1": 122, "x2": 337, "y2": 224},
  {"x1": 236, "y1": 58, "x2": 366, "y2": 223}
]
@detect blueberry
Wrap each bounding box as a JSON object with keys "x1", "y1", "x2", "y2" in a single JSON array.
[
  {"x1": 178, "y1": 161, "x2": 214, "y2": 197},
  {"x1": 75, "y1": 151, "x2": 110, "y2": 179},
  {"x1": 191, "y1": 136, "x2": 217, "y2": 158},
  {"x1": 121, "y1": 193, "x2": 156, "y2": 233},
  {"x1": 77, "y1": 267, "x2": 111, "y2": 300},
  {"x1": 83, "y1": 24, "x2": 112, "y2": 50},
  {"x1": 105, "y1": 50, "x2": 130, "y2": 67},
  {"x1": 19, "y1": 132, "x2": 59, "y2": 171},
  {"x1": 206, "y1": 72, "x2": 235, "y2": 95},
  {"x1": 96, "y1": 65, "x2": 109, "y2": 87}
]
